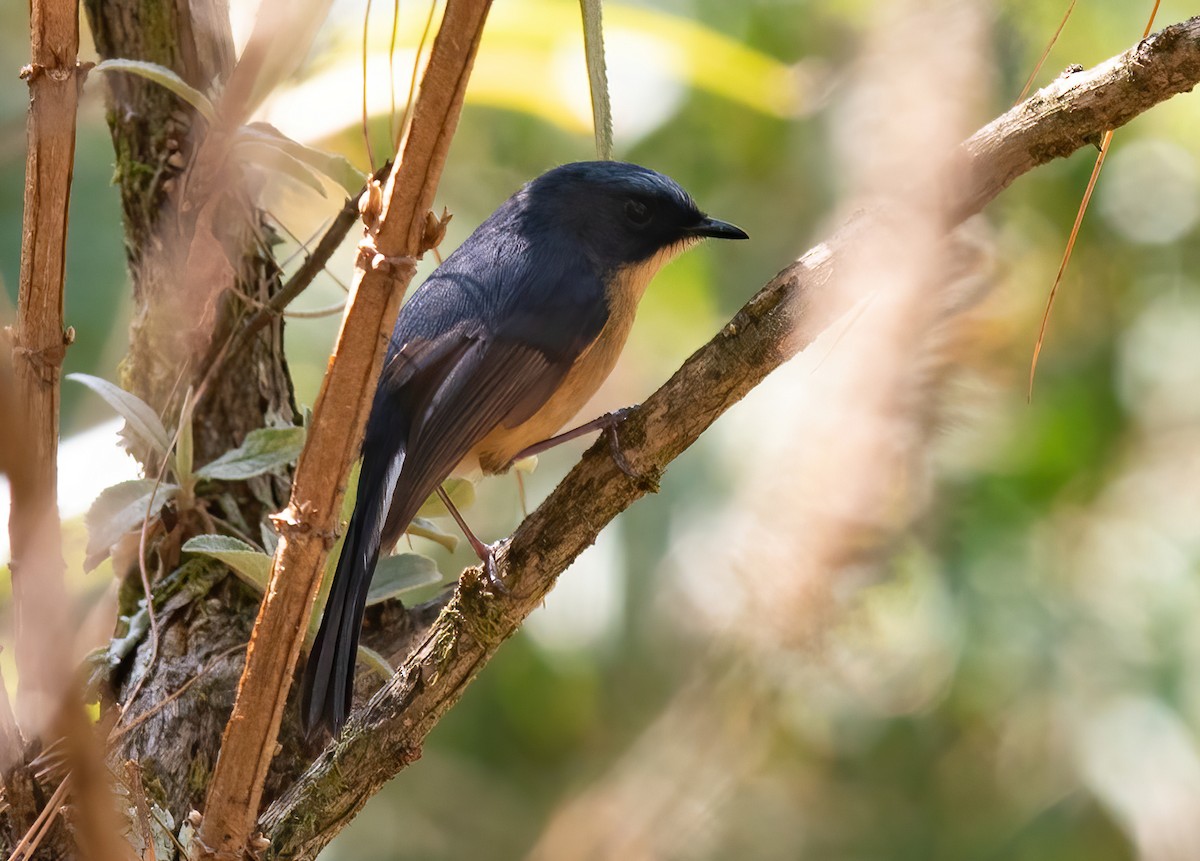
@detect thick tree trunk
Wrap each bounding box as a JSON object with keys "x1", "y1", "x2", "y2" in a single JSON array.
[{"x1": 81, "y1": 0, "x2": 299, "y2": 830}]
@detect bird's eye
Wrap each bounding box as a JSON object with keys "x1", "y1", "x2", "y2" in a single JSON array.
[{"x1": 624, "y1": 199, "x2": 652, "y2": 227}]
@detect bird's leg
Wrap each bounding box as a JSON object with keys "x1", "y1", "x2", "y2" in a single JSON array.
[
  {"x1": 436, "y1": 485, "x2": 507, "y2": 594},
  {"x1": 510, "y1": 406, "x2": 640, "y2": 478}
]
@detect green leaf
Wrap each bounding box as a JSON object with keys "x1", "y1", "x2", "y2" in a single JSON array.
[
  {"x1": 416, "y1": 478, "x2": 477, "y2": 519},
  {"x1": 109, "y1": 607, "x2": 151, "y2": 667},
  {"x1": 196, "y1": 426, "x2": 305, "y2": 482},
  {"x1": 84, "y1": 479, "x2": 179, "y2": 572},
  {"x1": 340, "y1": 460, "x2": 363, "y2": 522},
  {"x1": 356, "y1": 645, "x2": 393, "y2": 681},
  {"x1": 579, "y1": 0, "x2": 614, "y2": 160},
  {"x1": 238, "y1": 123, "x2": 366, "y2": 195},
  {"x1": 339, "y1": 462, "x2": 471, "y2": 550},
  {"x1": 176, "y1": 389, "x2": 195, "y2": 486},
  {"x1": 512, "y1": 454, "x2": 539, "y2": 474},
  {"x1": 67, "y1": 373, "x2": 171, "y2": 457},
  {"x1": 233, "y1": 138, "x2": 327, "y2": 197},
  {"x1": 91, "y1": 59, "x2": 216, "y2": 123},
  {"x1": 406, "y1": 517, "x2": 458, "y2": 553},
  {"x1": 182, "y1": 535, "x2": 272, "y2": 591},
  {"x1": 366, "y1": 554, "x2": 442, "y2": 605}
]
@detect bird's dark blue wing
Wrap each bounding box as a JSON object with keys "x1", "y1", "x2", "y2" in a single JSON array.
[
  {"x1": 374, "y1": 238, "x2": 610, "y2": 545},
  {"x1": 301, "y1": 231, "x2": 609, "y2": 734}
]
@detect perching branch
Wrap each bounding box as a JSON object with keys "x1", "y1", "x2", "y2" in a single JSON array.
[
  {"x1": 260, "y1": 16, "x2": 1200, "y2": 858},
  {"x1": 192, "y1": 1, "x2": 494, "y2": 857}
]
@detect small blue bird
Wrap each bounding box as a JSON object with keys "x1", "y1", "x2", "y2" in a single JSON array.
[{"x1": 301, "y1": 161, "x2": 747, "y2": 734}]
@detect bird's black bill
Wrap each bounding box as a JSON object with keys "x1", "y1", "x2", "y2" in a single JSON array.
[{"x1": 687, "y1": 217, "x2": 749, "y2": 240}]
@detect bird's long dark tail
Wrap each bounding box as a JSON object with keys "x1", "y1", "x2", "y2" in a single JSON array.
[{"x1": 300, "y1": 445, "x2": 402, "y2": 735}]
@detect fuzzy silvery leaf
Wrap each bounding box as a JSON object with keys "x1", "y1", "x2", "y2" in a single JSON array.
[
  {"x1": 406, "y1": 517, "x2": 458, "y2": 553},
  {"x1": 196, "y1": 426, "x2": 305, "y2": 481},
  {"x1": 91, "y1": 59, "x2": 216, "y2": 122},
  {"x1": 68, "y1": 373, "x2": 171, "y2": 457},
  {"x1": 182, "y1": 534, "x2": 271, "y2": 591},
  {"x1": 366, "y1": 553, "x2": 442, "y2": 605},
  {"x1": 238, "y1": 123, "x2": 366, "y2": 195},
  {"x1": 415, "y1": 478, "x2": 476, "y2": 518},
  {"x1": 84, "y1": 479, "x2": 179, "y2": 572}
]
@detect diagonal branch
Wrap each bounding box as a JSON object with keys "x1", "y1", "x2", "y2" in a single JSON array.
[
  {"x1": 260, "y1": 16, "x2": 1200, "y2": 858},
  {"x1": 192, "y1": 1, "x2": 494, "y2": 858}
]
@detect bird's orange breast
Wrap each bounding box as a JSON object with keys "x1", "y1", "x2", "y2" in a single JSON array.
[{"x1": 465, "y1": 240, "x2": 692, "y2": 475}]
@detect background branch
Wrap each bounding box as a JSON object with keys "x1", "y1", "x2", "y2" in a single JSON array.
[
  {"x1": 8, "y1": 0, "x2": 127, "y2": 857},
  {"x1": 11, "y1": 0, "x2": 76, "y2": 738},
  {"x1": 260, "y1": 16, "x2": 1200, "y2": 857}
]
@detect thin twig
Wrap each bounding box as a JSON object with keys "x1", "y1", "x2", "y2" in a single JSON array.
[
  {"x1": 1027, "y1": 0, "x2": 1164, "y2": 397},
  {"x1": 394, "y1": 0, "x2": 440, "y2": 151},
  {"x1": 269, "y1": 214, "x2": 350, "y2": 293},
  {"x1": 6, "y1": 776, "x2": 68, "y2": 861},
  {"x1": 388, "y1": 0, "x2": 401, "y2": 146},
  {"x1": 362, "y1": 0, "x2": 376, "y2": 168},
  {"x1": 195, "y1": 165, "x2": 388, "y2": 409},
  {"x1": 1016, "y1": 0, "x2": 1077, "y2": 103},
  {"x1": 283, "y1": 302, "x2": 347, "y2": 319}
]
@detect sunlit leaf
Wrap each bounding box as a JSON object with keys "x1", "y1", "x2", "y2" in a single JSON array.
[
  {"x1": 223, "y1": 0, "x2": 335, "y2": 121},
  {"x1": 407, "y1": 517, "x2": 458, "y2": 553},
  {"x1": 234, "y1": 139, "x2": 327, "y2": 197},
  {"x1": 341, "y1": 461, "x2": 475, "y2": 526},
  {"x1": 237, "y1": 123, "x2": 365, "y2": 195},
  {"x1": 91, "y1": 59, "x2": 217, "y2": 122},
  {"x1": 182, "y1": 535, "x2": 271, "y2": 591},
  {"x1": 176, "y1": 389, "x2": 195, "y2": 485},
  {"x1": 356, "y1": 645, "x2": 394, "y2": 681},
  {"x1": 196, "y1": 426, "x2": 305, "y2": 482},
  {"x1": 512, "y1": 455, "x2": 538, "y2": 474},
  {"x1": 261, "y1": 0, "x2": 803, "y2": 146},
  {"x1": 84, "y1": 479, "x2": 179, "y2": 572},
  {"x1": 68, "y1": 373, "x2": 171, "y2": 457},
  {"x1": 416, "y1": 478, "x2": 476, "y2": 519}
]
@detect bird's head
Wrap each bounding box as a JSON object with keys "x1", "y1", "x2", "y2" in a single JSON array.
[{"x1": 519, "y1": 161, "x2": 748, "y2": 271}]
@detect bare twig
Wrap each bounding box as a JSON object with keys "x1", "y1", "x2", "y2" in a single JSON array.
[
  {"x1": 191, "y1": 1, "x2": 494, "y2": 857},
  {"x1": 6, "y1": 776, "x2": 68, "y2": 861},
  {"x1": 11, "y1": 0, "x2": 77, "y2": 740},
  {"x1": 197, "y1": 162, "x2": 391, "y2": 407},
  {"x1": 1028, "y1": 0, "x2": 1163, "y2": 396},
  {"x1": 260, "y1": 16, "x2": 1200, "y2": 858},
  {"x1": 10, "y1": 0, "x2": 128, "y2": 858}
]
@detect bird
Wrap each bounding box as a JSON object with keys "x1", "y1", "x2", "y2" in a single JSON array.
[{"x1": 300, "y1": 160, "x2": 748, "y2": 734}]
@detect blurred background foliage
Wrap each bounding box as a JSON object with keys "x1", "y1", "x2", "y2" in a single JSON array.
[{"x1": 4, "y1": 0, "x2": 1200, "y2": 858}]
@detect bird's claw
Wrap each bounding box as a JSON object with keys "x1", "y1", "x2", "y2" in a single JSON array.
[
  {"x1": 602, "y1": 405, "x2": 641, "y2": 480},
  {"x1": 477, "y1": 542, "x2": 509, "y2": 595}
]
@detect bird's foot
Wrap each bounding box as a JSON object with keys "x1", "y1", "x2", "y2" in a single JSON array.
[
  {"x1": 436, "y1": 484, "x2": 508, "y2": 595},
  {"x1": 600, "y1": 406, "x2": 640, "y2": 479},
  {"x1": 475, "y1": 541, "x2": 509, "y2": 595},
  {"x1": 507, "y1": 405, "x2": 641, "y2": 477}
]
